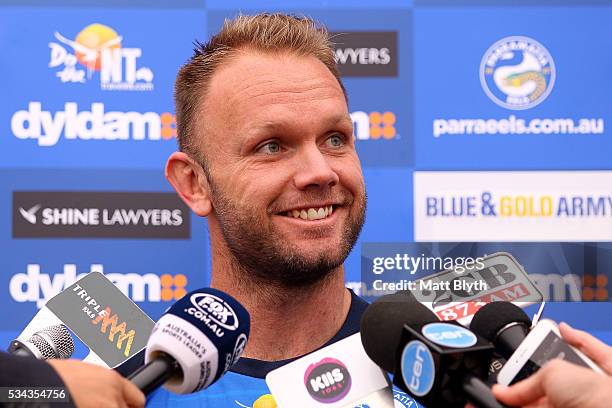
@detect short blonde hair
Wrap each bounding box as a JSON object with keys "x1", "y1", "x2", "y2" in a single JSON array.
[{"x1": 174, "y1": 13, "x2": 347, "y2": 166}]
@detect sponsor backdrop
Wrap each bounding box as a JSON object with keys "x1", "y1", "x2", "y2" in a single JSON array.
[{"x1": 0, "y1": 0, "x2": 610, "y2": 367}]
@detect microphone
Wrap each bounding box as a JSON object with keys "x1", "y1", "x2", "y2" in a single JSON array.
[
  {"x1": 265, "y1": 333, "x2": 395, "y2": 407},
  {"x1": 9, "y1": 324, "x2": 75, "y2": 360},
  {"x1": 360, "y1": 291, "x2": 438, "y2": 373},
  {"x1": 128, "y1": 288, "x2": 250, "y2": 395},
  {"x1": 470, "y1": 301, "x2": 531, "y2": 360},
  {"x1": 13, "y1": 271, "x2": 155, "y2": 369},
  {"x1": 361, "y1": 293, "x2": 508, "y2": 408}
]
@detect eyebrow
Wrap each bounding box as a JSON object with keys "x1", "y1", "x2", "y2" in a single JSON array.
[{"x1": 243, "y1": 114, "x2": 353, "y2": 144}]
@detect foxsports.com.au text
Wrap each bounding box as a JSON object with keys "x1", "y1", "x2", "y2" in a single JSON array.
[{"x1": 433, "y1": 116, "x2": 604, "y2": 137}]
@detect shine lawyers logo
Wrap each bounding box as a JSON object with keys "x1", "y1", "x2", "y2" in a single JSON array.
[
  {"x1": 331, "y1": 31, "x2": 397, "y2": 77},
  {"x1": 13, "y1": 191, "x2": 190, "y2": 239}
]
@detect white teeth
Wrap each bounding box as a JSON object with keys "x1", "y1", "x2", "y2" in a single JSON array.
[
  {"x1": 286, "y1": 205, "x2": 335, "y2": 221},
  {"x1": 307, "y1": 208, "x2": 317, "y2": 220}
]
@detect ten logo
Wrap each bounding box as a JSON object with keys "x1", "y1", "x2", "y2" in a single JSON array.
[
  {"x1": 304, "y1": 358, "x2": 352, "y2": 403},
  {"x1": 401, "y1": 340, "x2": 435, "y2": 397},
  {"x1": 421, "y1": 323, "x2": 477, "y2": 348}
]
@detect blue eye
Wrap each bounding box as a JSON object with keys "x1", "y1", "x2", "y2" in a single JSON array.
[
  {"x1": 258, "y1": 141, "x2": 281, "y2": 154},
  {"x1": 326, "y1": 134, "x2": 345, "y2": 147}
]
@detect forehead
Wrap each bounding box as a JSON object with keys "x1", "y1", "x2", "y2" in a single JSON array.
[{"x1": 201, "y1": 50, "x2": 348, "y2": 136}]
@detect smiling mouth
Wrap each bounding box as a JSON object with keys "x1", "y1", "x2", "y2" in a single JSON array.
[{"x1": 280, "y1": 205, "x2": 335, "y2": 221}]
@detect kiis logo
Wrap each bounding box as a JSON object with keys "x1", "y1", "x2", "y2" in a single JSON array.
[
  {"x1": 350, "y1": 111, "x2": 397, "y2": 140},
  {"x1": 9, "y1": 264, "x2": 187, "y2": 308},
  {"x1": 304, "y1": 357, "x2": 351, "y2": 403},
  {"x1": 480, "y1": 36, "x2": 555, "y2": 110},
  {"x1": 49, "y1": 23, "x2": 153, "y2": 91},
  {"x1": 11, "y1": 102, "x2": 176, "y2": 146}
]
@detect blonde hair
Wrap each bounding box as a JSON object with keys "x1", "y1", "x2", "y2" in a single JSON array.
[{"x1": 174, "y1": 13, "x2": 346, "y2": 166}]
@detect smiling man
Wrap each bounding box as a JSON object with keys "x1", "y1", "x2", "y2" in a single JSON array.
[{"x1": 149, "y1": 14, "x2": 369, "y2": 407}]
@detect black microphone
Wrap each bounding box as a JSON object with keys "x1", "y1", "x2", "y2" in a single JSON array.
[
  {"x1": 360, "y1": 290, "x2": 438, "y2": 373},
  {"x1": 470, "y1": 301, "x2": 531, "y2": 360},
  {"x1": 9, "y1": 324, "x2": 75, "y2": 360},
  {"x1": 128, "y1": 288, "x2": 250, "y2": 396},
  {"x1": 361, "y1": 293, "x2": 508, "y2": 408}
]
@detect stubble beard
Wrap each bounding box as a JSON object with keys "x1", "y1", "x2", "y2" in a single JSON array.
[{"x1": 209, "y1": 180, "x2": 366, "y2": 289}]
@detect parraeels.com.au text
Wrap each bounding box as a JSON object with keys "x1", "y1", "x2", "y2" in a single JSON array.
[{"x1": 433, "y1": 115, "x2": 604, "y2": 137}]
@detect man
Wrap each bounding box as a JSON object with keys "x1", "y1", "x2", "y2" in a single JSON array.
[
  {"x1": 148, "y1": 13, "x2": 370, "y2": 407},
  {"x1": 0, "y1": 352, "x2": 145, "y2": 408}
]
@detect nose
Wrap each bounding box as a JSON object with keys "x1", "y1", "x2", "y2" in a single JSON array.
[{"x1": 293, "y1": 144, "x2": 339, "y2": 191}]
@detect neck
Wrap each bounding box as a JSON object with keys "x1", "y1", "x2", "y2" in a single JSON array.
[{"x1": 209, "y1": 238, "x2": 352, "y2": 361}]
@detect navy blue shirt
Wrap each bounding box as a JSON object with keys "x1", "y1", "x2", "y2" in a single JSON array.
[{"x1": 147, "y1": 290, "x2": 419, "y2": 407}]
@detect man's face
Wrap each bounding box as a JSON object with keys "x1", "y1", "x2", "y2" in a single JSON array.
[{"x1": 198, "y1": 50, "x2": 366, "y2": 287}]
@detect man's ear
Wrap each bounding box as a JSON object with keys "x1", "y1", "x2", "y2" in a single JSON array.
[{"x1": 165, "y1": 152, "x2": 213, "y2": 217}]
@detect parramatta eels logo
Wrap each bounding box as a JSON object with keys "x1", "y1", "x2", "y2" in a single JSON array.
[{"x1": 480, "y1": 36, "x2": 555, "y2": 110}]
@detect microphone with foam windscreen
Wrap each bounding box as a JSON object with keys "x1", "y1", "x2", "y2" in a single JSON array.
[
  {"x1": 361, "y1": 292, "x2": 508, "y2": 408},
  {"x1": 128, "y1": 288, "x2": 250, "y2": 396},
  {"x1": 470, "y1": 301, "x2": 532, "y2": 360},
  {"x1": 9, "y1": 324, "x2": 75, "y2": 360},
  {"x1": 360, "y1": 291, "x2": 438, "y2": 373}
]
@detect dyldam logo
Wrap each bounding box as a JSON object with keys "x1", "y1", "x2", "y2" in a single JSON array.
[
  {"x1": 351, "y1": 111, "x2": 397, "y2": 140},
  {"x1": 9, "y1": 264, "x2": 187, "y2": 307},
  {"x1": 304, "y1": 357, "x2": 352, "y2": 403},
  {"x1": 11, "y1": 102, "x2": 176, "y2": 147}
]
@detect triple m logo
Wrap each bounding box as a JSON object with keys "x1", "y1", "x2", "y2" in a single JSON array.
[
  {"x1": 49, "y1": 23, "x2": 153, "y2": 91},
  {"x1": 9, "y1": 264, "x2": 187, "y2": 308}
]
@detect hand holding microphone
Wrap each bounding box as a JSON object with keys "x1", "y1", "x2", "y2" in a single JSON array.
[
  {"x1": 49, "y1": 359, "x2": 145, "y2": 408},
  {"x1": 128, "y1": 287, "x2": 250, "y2": 395},
  {"x1": 492, "y1": 322, "x2": 612, "y2": 408},
  {"x1": 360, "y1": 292, "x2": 508, "y2": 408}
]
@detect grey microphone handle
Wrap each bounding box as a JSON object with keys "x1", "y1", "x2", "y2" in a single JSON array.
[
  {"x1": 9, "y1": 341, "x2": 36, "y2": 358},
  {"x1": 463, "y1": 375, "x2": 511, "y2": 408}
]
